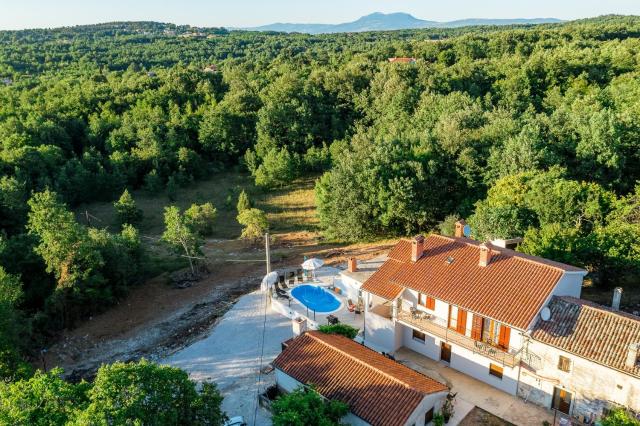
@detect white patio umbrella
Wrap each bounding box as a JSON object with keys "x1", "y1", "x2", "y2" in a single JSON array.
[
  {"x1": 260, "y1": 271, "x2": 279, "y2": 292},
  {"x1": 301, "y1": 258, "x2": 324, "y2": 281},
  {"x1": 301, "y1": 258, "x2": 324, "y2": 270}
]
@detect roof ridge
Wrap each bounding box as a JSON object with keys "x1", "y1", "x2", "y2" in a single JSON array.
[
  {"x1": 307, "y1": 332, "x2": 435, "y2": 393},
  {"x1": 430, "y1": 234, "x2": 584, "y2": 273}
]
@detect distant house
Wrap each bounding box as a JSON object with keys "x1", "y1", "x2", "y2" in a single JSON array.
[
  {"x1": 1, "y1": 77, "x2": 12, "y2": 86},
  {"x1": 203, "y1": 64, "x2": 218, "y2": 73},
  {"x1": 388, "y1": 57, "x2": 417, "y2": 64},
  {"x1": 146, "y1": 71, "x2": 157, "y2": 78},
  {"x1": 274, "y1": 331, "x2": 449, "y2": 426}
]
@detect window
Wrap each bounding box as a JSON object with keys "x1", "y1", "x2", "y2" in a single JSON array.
[
  {"x1": 412, "y1": 329, "x2": 426, "y2": 343},
  {"x1": 448, "y1": 306, "x2": 467, "y2": 335},
  {"x1": 489, "y1": 363, "x2": 503, "y2": 379},
  {"x1": 482, "y1": 319, "x2": 511, "y2": 349},
  {"x1": 558, "y1": 355, "x2": 571, "y2": 372},
  {"x1": 419, "y1": 294, "x2": 435, "y2": 310},
  {"x1": 424, "y1": 408, "x2": 434, "y2": 425}
]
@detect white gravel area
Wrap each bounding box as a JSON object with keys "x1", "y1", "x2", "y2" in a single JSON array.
[{"x1": 165, "y1": 290, "x2": 293, "y2": 426}]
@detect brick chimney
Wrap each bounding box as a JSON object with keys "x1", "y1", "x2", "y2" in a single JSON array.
[
  {"x1": 612, "y1": 287, "x2": 623, "y2": 311},
  {"x1": 625, "y1": 343, "x2": 640, "y2": 369},
  {"x1": 454, "y1": 219, "x2": 467, "y2": 238},
  {"x1": 347, "y1": 257, "x2": 357, "y2": 273},
  {"x1": 479, "y1": 242, "x2": 493, "y2": 267},
  {"x1": 411, "y1": 235, "x2": 425, "y2": 263}
]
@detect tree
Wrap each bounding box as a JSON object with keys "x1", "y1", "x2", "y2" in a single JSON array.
[
  {"x1": 317, "y1": 324, "x2": 359, "y2": 339},
  {"x1": 237, "y1": 208, "x2": 268, "y2": 241},
  {"x1": 438, "y1": 214, "x2": 461, "y2": 237},
  {"x1": 185, "y1": 202, "x2": 217, "y2": 236},
  {"x1": 113, "y1": 189, "x2": 143, "y2": 227},
  {"x1": 236, "y1": 190, "x2": 252, "y2": 214},
  {"x1": 0, "y1": 368, "x2": 89, "y2": 426},
  {"x1": 27, "y1": 190, "x2": 103, "y2": 288},
  {"x1": 271, "y1": 385, "x2": 349, "y2": 426},
  {"x1": 0, "y1": 267, "x2": 30, "y2": 380},
  {"x1": 162, "y1": 206, "x2": 202, "y2": 274},
  {"x1": 254, "y1": 147, "x2": 298, "y2": 189},
  {"x1": 76, "y1": 359, "x2": 226, "y2": 426}
]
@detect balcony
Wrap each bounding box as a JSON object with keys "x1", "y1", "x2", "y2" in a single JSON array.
[{"x1": 396, "y1": 310, "x2": 520, "y2": 368}]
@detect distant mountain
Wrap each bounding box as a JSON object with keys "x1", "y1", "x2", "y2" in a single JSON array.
[{"x1": 242, "y1": 12, "x2": 562, "y2": 34}]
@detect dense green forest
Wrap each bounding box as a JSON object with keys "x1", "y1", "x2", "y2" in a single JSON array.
[{"x1": 1, "y1": 16, "x2": 640, "y2": 402}]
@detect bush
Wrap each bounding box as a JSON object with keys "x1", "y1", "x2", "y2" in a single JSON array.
[
  {"x1": 317, "y1": 324, "x2": 359, "y2": 339},
  {"x1": 303, "y1": 144, "x2": 331, "y2": 172},
  {"x1": 272, "y1": 385, "x2": 349, "y2": 426},
  {"x1": 601, "y1": 408, "x2": 640, "y2": 426}
]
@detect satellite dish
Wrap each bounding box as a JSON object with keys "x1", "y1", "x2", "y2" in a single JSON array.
[
  {"x1": 541, "y1": 307, "x2": 551, "y2": 321},
  {"x1": 463, "y1": 225, "x2": 471, "y2": 237}
]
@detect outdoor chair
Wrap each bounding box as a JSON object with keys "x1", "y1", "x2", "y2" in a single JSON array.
[
  {"x1": 288, "y1": 271, "x2": 295, "y2": 286},
  {"x1": 410, "y1": 307, "x2": 418, "y2": 319},
  {"x1": 347, "y1": 299, "x2": 356, "y2": 313},
  {"x1": 296, "y1": 269, "x2": 303, "y2": 283},
  {"x1": 278, "y1": 275, "x2": 285, "y2": 285}
]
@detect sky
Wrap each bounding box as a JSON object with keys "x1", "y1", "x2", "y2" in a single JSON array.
[{"x1": 1, "y1": 0, "x2": 639, "y2": 30}]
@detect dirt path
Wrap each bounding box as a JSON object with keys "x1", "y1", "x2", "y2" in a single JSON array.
[{"x1": 43, "y1": 232, "x2": 395, "y2": 379}]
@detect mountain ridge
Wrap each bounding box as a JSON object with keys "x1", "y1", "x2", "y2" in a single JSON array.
[{"x1": 241, "y1": 12, "x2": 563, "y2": 34}]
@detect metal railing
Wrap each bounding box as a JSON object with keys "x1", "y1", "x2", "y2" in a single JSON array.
[{"x1": 396, "y1": 310, "x2": 521, "y2": 367}]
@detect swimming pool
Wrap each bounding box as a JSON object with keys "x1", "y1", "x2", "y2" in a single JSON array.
[{"x1": 291, "y1": 285, "x2": 341, "y2": 313}]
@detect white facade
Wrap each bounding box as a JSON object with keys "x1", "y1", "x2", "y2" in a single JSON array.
[
  {"x1": 275, "y1": 368, "x2": 446, "y2": 426},
  {"x1": 518, "y1": 339, "x2": 640, "y2": 420},
  {"x1": 336, "y1": 273, "x2": 362, "y2": 301}
]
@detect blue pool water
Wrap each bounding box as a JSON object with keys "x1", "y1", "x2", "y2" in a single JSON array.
[{"x1": 291, "y1": 285, "x2": 341, "y2": 313}]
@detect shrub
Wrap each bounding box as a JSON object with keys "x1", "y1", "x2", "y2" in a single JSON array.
[
  {"x1": 272, "y1": 385, "x2": 349, "y2": 426},
  {"x1": 236, "y1": 190, "x2": 251, "y2": 214},
  {"x1": 185, "y1": 202, "x2": 217, "y2": 236},
  {"x1": 254, "y1": 147, "x2": 298, "y2": 188},
  {"x1": 317, "y1": 324, "x2": 359, "y2": 339}
]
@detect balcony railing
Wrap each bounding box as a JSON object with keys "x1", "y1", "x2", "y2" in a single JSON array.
[{"x1": 396, "y1": 310, "x2": 520, "y2": 367}]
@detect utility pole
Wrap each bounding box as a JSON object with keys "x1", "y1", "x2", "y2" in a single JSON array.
[{"x1": 265, "y1": 232, "x2": 271, "y2": 274}]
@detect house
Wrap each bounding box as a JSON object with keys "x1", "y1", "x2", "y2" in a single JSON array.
[
  {"x1": 203, "y1": 64, "x2": 218, "y2": 73},
  {"x1": 360, "y1": 226, "x2": 587, "y2": 395},
  {"x1": 388, "y1": 57, "x2": 417, "y2": 64},
  {"x1": 273, "y1": 331, "x2": 449, "y2": 426},
  {"x1": 358, "y1": 220, "x2": 640, "y2": 420},
  {"x1": 522, "y1": 296, "x2": 640, "y2": 420}
]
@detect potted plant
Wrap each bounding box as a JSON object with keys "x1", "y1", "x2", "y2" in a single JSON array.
[
  {"x1": 442, "y1": 392, "x2": 457, "y2": 423},
  {"x1": 433, "y1": 412, "x2": 445, "y2": 426}
]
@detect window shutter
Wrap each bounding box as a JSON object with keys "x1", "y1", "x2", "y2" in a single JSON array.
[
  {"x1": 456, "y1": 309, "x2": 467, "y2": 335},
  {"x1": 426, "y1": 297, "x2": 435, "y2": 310},
  {"x1": 471, "y1": 315, "x2": 484, "y2": 341},
  {"x1": 498, "y1": 325, "x2": 511, "y2": 349}
]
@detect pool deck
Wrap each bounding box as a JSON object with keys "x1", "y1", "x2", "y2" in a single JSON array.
[{"x1": 271, "y1": 266, "x2": 365, "y2": 332}]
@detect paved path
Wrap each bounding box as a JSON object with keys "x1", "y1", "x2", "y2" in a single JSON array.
[
  {"x1": 165, "y1": 291, "x2": 293, "y2": 426},
  {"x1": 396, "y1": 348, "x2": 554, "y2": 426}
]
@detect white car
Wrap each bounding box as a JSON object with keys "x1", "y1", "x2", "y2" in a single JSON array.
[{"x1": 224, "y1": 416, "x2": 247, "y2": 426}]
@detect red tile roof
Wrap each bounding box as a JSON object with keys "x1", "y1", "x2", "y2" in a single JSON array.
[
  {"x1": 532, "y1": 297, "x2": 640, "y2": 377},
  {"x1": 361, "y1": 235, "x2": 586, "y2": 330},
  {"x1": 273, "y1": 331, "x2": 448, "y2": 426}
]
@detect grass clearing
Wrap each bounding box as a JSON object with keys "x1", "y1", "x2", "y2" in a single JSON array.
[{"x1": 75, "y1": 172, "x2": 320, "y2": 240}]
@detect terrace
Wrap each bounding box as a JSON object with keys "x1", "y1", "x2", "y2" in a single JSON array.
[
  {"x1": 396, "y1": 309, "x2": 521, "y2": 367},
  {"x1": 270, "y1": 265, "x2": 365, "y2": 332}
]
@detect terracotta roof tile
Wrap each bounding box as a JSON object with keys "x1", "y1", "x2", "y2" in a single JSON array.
[
  {"x1": 362, "y1": 235, "x2": 586, "y2": 330},
  {"x1": 532, "y1": 297, "x2": 640, "y2": 377},
  {"x1": 273, "y1": 331, "x2": 448, "y2": 426}
]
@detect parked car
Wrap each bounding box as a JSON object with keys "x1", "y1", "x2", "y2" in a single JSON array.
[{"x1": 224, "y1": 416, "x2": 246, "y2": 426}]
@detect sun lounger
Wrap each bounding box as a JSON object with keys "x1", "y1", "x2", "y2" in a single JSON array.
[{"x1": 347, "y1": 299, "x2": 356, "y2": 313}]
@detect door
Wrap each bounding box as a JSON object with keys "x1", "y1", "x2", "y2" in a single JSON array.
[
  {"x1": 440, "y1": 342, "x2": 452, "y2": 363},
  {"x1": 552, "y1": 387, "x2": 572, "y2": 415}
]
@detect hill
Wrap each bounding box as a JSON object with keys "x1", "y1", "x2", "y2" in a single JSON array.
[{"x1": 243, "y1": 12, "x2": 562, "y2": 34}]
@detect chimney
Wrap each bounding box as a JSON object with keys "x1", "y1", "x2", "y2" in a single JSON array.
[
  {"x1": 454, "y1": 219, "x2": 467, "y2": 238},
  {"x1": 625, "y1": 343, "x2": 640, "y2": 369},
  {"x1": 411, "y1": 235, "x2": 425, "y2": 262},
  {"x1": 479, "y1": 242, "x2": 493, "y2": 267},
  {"x1": 612, "y1": 287, "x2": 623, "y2": 311},
  {"x1": 347, "y1": 257, "x2": 358, "y2": 273}
]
